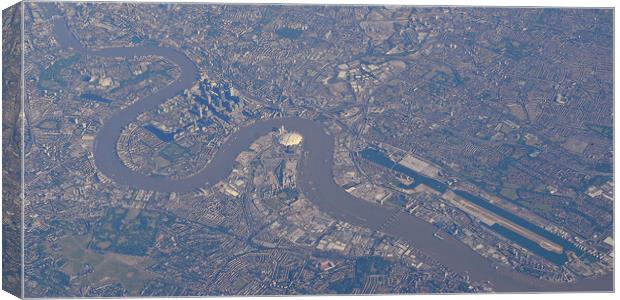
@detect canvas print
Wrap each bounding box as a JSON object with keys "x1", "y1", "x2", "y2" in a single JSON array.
[{"x1": 1, "y1": 1, "x2": 614, "y2": 297}]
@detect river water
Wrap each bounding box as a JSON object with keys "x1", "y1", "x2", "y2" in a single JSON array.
[{"x1": 47, "y1": 5, "x2": 612, "y2": 293}]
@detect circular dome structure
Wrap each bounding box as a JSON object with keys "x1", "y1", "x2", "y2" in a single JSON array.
[{"x1": 279, "y1": 132, "x2": 303, "y2": 146}]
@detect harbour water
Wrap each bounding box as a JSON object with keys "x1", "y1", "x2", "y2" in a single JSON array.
[{"x1": 359, "y1": 147, "x2": 580, "y2": 266}]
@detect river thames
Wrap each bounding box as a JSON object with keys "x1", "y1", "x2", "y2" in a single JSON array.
[{"x1": 50, "y1": 7, "x2": 612, "y2": 293}]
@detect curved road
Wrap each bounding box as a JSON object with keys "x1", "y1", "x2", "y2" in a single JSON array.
[{"x1": 51, "y1": 12, "x2": 612, "y2": 293}]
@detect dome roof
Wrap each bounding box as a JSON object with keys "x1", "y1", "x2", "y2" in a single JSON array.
[{"x1": 279, "y1": 132, "x2": 303, "y2": 146}]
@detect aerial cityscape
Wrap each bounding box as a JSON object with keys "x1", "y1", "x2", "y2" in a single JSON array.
[{"x1": 2, "y1": 1, "x2": 614, "y2": 297}]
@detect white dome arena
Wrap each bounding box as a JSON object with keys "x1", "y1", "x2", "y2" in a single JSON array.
[{"x1": 279, "y1": 132, "x2": 303, "y2": 146}]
